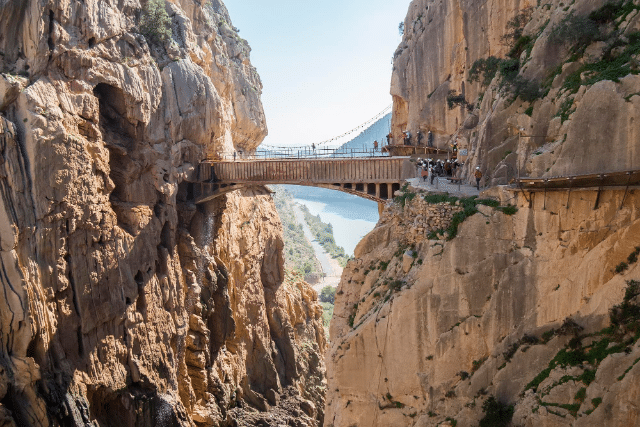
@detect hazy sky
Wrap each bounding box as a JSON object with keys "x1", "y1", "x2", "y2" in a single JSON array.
[{"x1": 223, "y1": 0, "x2": 411, "y2": 148}]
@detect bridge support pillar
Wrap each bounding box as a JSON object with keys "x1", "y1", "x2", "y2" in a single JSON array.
[{"x1": 375, "y1": 184, "x2": 381, "y2": 199}]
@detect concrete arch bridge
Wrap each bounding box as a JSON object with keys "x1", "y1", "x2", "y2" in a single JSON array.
[{"x1": 192, "y1": 157, "x2": 415, "y2": 204}]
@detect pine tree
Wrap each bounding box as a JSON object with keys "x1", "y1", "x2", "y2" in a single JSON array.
[{"x1": 140, "y1": 0, "x2": 172, "y2": 44}]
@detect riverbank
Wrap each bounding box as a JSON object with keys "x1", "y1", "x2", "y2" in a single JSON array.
[{"x1": 293, "y1": 204, "x2": 343, "y2": 293}]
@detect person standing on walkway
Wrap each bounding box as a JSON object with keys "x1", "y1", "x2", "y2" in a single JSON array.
[
  {"x1": 475, "y1": 167, "x2": 482, "y2": 190},
  {"x1": 374, "y1": 140, "x2": 379, "y2": 151},
  {"x1": 428, "y1": 130, "x2": 434, "y2": 147},
  {"x1": 417, "y1": 131, "x2": 423, "y2": 146},
  {"x1": 404, "y1": 131, "x2": 412, "y2": 145},
  {"x1": 233, "y1": 151, "x2": 237, "y2": 161}
]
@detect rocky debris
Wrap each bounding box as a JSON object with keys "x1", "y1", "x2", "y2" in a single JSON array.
[
  {"x1": 325, "y1": 186, "x2": 640, "y2": 426},
  {"x1": 0, "y1": 0, "x2": 322, "y2": 425}
]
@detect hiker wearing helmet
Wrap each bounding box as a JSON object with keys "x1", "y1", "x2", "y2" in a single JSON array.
[{"x1": 474, "y1": 167, "x2": 482, "y2": 190}]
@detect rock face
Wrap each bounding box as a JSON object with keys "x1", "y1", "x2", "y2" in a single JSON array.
[
  {"x1": 0, "y1": 1, "x2": 325, "y2": 426},
  {"x1": 325, "y1": 187, "x2": 640, "y2": 426},
  {"x1": 391, "y1": 0, "x2": 640, "y2": 184}
]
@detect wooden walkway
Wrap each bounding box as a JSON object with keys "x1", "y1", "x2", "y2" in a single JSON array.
[
  {"x1": 512, "y1": 170, "x2": 640, "y2": 209},
  {"x1": 194, "y1": 157, "x2": 414, "y2": 203}
]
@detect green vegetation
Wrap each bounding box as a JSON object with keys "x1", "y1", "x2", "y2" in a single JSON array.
[
  {"x1": 479, "y1": 396, "x2": 514, "y2": 427},
  {"x1": 469, "y1": 0, "x2": 640, "y2": 115},
  {"x1": 271, "y1": 187, "x2": 322, "y2": 277},
  {"x1": 424, "y1": 195, "x2": 517, "y2": 241},
  {"x1": 394, "y1": 183, "x2": 416, "y2": 208},
  {"x1": 469, "y1": 56, "x2": 502, "y2": 86},
  {"x1": 526, "y1": 281, "x2": 640, "y2": 395},
  {"x1": 502, "y1": 7, "x2": 533, "y2": 53},
  {"x1": 299, "y1": 204, "x2": 350, "y2": 267},
  {"x1": 615, "y1": 246, "x2": 640, "y2": 274},
  {"x1": 472, "y1": 357, "x2": 488, "y2": 373},
  {"x1": 321, "y1": 302, "x2": 334, "y2": 330},
  {"x1": 320, "y1": 286, "x2": 336, "y2": 304},
  {"x1": 446, "y1": 90, "x2": 473, "y2": 111},
  {"x1": 140, "y1": 0, "x2": 172, "y2": 44}
]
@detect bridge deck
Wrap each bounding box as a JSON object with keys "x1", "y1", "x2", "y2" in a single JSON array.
[
  {"x1": 195, "y1": 157, "x2": 414, "y2": 203},
  {"x1": 199, "y1": 157, "x2": 413, "y2": 184}
]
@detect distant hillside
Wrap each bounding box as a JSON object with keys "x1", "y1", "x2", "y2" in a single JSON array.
[{"x1": 334, "y1": 112, "x2": 391, "y2": 156}]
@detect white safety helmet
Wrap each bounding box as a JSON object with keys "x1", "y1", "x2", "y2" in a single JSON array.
[{"x1": 476, "y1": 166, "x2": 480, "y2": 170}]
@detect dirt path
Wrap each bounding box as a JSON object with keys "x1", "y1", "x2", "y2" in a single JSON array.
[{"x1": 292, "y1": 204, "x2": 343, "y2": 293}]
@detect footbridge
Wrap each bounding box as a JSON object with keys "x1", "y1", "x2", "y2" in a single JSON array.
[{"x1": 194, "y1": 157, "x2": 415, "y2": 204}]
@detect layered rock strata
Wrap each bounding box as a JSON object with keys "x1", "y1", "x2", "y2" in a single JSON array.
[
  {"x1": 391, "y1": 0, "x2": 640, "y2": 183},
  {"x1": 0, "y1": 0, "x2": 325, "y2": 425},
  {"x1": 325, "y1": 187, "x2": 640, "y2": 426}
]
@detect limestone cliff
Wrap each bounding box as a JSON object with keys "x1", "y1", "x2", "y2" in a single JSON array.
[
  {"x1": 391, "y1": 0, "x2": 640, "y2": 183},
  {"x1": 325, "y1": 186, "x2": 640, "y2": 426},
  {"x1": 0, "y1": 0, "x2": 325, "y2": 426}
]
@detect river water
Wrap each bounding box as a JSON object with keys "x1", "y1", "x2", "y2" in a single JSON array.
[{"x1": 286, "y1": 186, "x2": 379, "y2": 256}]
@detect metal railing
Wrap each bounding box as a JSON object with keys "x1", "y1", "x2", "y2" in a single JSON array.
[{"x1": 211, "y1": 146, "x2": 391, "y2": 161}]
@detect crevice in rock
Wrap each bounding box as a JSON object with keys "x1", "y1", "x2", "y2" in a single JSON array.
[
  {"x1": 77, "y1": 327, "x2": 84, "y2": 357},
  {"x1": 135, "y1": 270, "x2": 146, "y2": 313},
  {"x1": 64, "y1": 253, "x2": 81, "y2": 319},
  {"x1": 160, "y1": 221, "x2": 173, "y2": 250},
  {"x1": 47, "y1": 10, "x2": 54, "y2": 52}
]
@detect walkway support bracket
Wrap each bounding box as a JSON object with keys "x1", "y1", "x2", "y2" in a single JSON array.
[
  {"x1": 620, "y1": 172, "x2": 632, "y2": 210},
  {"x1": 566, "y1": 177, "x2": 574, "y2": 210},
  {"x1": 593, "y1": 175, "x2": 605, "y2": 210}
]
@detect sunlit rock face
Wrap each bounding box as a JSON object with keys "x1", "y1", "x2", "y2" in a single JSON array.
[
  {"x1": 0, "y1": 1, "x2": 326, "y2": 426},
  {"x1": 325, "y1": 186, "x2": 640, "y2": 426},
  {"x1": 390, "y1": 0, "x2": 640, "y2": 185}
]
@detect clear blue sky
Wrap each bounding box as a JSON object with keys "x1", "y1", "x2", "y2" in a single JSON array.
[{"x1": 223, "y1": 0, "x2": 411, "y2": 148}]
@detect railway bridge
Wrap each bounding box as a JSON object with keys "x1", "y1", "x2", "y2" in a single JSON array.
[{"x1": 193, "y1": 157, "x2": 415, "y2": 204}]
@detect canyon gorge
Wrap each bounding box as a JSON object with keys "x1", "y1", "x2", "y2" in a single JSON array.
[
  {"x1": 327, "y1": 0, "x2": 640, "y2": 425},
  {"x1": 1, "y1": 0, "x2": 639, "y2": 426},
  {"x1": 0, "y1": 0, "x2": 324, "y2": 425}
]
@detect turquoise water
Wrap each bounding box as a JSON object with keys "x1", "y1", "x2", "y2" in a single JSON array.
[{"x1": 284, "y1": 185, "x2": 379, "y2": 256}]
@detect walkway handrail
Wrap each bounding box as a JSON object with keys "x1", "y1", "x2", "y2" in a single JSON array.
[
  {"x1": 512, "y1": 170, "x2": 640, "y2": 189},
  {"x1": 214, "y1": 147, "x2": 391, "y2": 161}
]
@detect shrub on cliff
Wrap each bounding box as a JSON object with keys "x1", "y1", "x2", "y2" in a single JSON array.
[
  {"x1": 479, "y1": 396, "x2": 514, "y2": 427},
  {"x1": 320, "y1": 286, "x2": 336, "y2": 304},
  {"x1": 140, "y1": 0, "x2": 172, "y2": 44}
]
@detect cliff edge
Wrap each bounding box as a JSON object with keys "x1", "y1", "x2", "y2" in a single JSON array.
[{"x1": 0, "y1": 1, "x2": 325, "y2": 426}]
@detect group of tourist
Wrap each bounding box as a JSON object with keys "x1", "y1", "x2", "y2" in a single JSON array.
[
  {"x1": 401, "y1": 130, "x2": 434, "y2": 147},
  {"x1": 415, "y1": 158, "x2": 483, "y2": 190},
  {"x1": 416, "y1": 158, "x2": 463, "y2": 184}
]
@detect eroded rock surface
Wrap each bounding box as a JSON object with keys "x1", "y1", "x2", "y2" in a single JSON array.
[
  {"x1": 325, "y1": 187, "x2": 640, "y2": 426},
  {"x1": 0, "y1": 1, "x2": 325, "y2": 426},
  {"x1": 391, "y1": 0, "x2": 640, "y2": 183}
]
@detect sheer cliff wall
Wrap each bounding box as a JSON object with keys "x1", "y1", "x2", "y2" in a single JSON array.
[
  {"x1": 325, "y1": 187, "x2": 640, "y2": 426},
  {"x1": 0, "y1": 1, "x2": 325, "y2": 426},
  {"x1": 391, "y1": 0, "x2": 640, "y2": 183}
]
